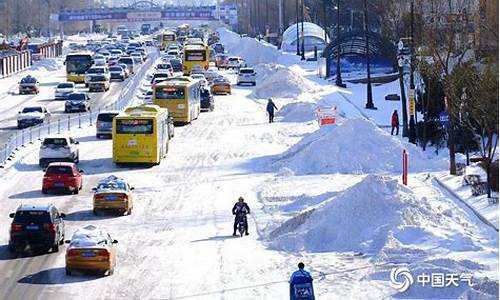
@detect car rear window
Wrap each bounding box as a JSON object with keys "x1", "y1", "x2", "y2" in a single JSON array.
[
  {"x1": 46, "y1": 166, "x2": 74, "y2": 175},
  {"x1": 22, "y1": 107, "x2": 43, "y2": 113},
  {"x1": 240, "y1": 69, "x2": 254, "y2": 74},
  {"x1": 119, "y1": 58, "x2": 133, "y2": 64},
  {"x1": 57, "y1": 83, "x2": 73, "y2": 89},
  {"x1": 97, "y1": 113, "x2": 118, "y2": 122},
  {"x1": 109, "y1": 67, "x2": 122, "y2": 72},
  {"x1": 68, "y1": 93, "x2": 86, "y2": 101},
  {"x1": 43, "y1": 138, "x2": 67, "y2": 146},
  {"x1": 14, "y1": 211, "x2": 51, "y2": 223}
]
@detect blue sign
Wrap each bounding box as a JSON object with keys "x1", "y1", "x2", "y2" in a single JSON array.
[
  {"x1": 439, "y1": 111, "x2": 450, "y2": 127},
  {"x1": 58, "y1": 8, "x2": 218, "y2": 22}
]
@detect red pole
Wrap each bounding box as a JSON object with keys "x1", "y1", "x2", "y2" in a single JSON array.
[{"x1": 402, "y1": 150, "x2": 408, "y2": 185}]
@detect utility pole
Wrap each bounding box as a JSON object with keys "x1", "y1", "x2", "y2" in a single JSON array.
[
  {"x1": 279, "y1": 0, "x2": 284, "y2": 34},
  {"x1": 335, "y1": 0, "x2": 345, "y2": 87},
  {"x1": 300, "y1": 0, "x2": 305, "y2": 60},
  {"x1": 296, "y1": 0, "x2": 300, "y2": 55}
]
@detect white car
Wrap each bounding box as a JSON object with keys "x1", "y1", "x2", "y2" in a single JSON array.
[
  {"x1": 227, "y1": 56, "x2": 246, "y2": 69},
  {"x1": 190, "y1": 74, "x2": 208, "y2": 88},
  {"x1": 161, "y1": 54, "x2": 176, "y2": 63},
  {"x1": 155, "y1": 63, "x2": 173, "y2": 76},
  {"x1": 166, "y1": 50, "x2": 180, "y2": 57},
  {"x1": 39, "y1": 135, "x2": 80, "y2": 167},
  {"x1": 237, "y1": 68, "x2": 257, "y2": 86},
  {"x1": 17, "y1": 106, "x2": 51, "y2": 129},
  {"x1": 54, "y1": 82, "x2": 75, "y2": 100},
  {"x1": 85, "y1": 66, "x2": 110, "y2": 86},
  {"x1": 93, "y1": 55, "x2": 107, "y2": 66}
]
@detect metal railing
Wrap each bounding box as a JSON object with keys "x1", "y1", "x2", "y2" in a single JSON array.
[{"x1": 0, "y1": 52, "x2": 157, "y2": 167}]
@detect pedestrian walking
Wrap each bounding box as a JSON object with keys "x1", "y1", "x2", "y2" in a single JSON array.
[
  {"x1": 266, "y1": 98, "x2": 278, "y2": 123},
  {"x1": 391, "y1": 110, "x2": 399, "y2": 135}
]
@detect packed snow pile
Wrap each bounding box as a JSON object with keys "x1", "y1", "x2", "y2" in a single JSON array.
[
  {"x1": 267, "y1": 175, "x2": 437, "y2": 254},
  {"x1": 276, "y1": 101, "x2": 318, "y2": 122},
  {"x1": 216, "y1": 27, "x2": 280, "y2": 66},
  {"x1": 250, "y1": 68, "x2": 318, "y2": 99},
  {"x1": 253, "y1": 63, "x2": 287, "y2": 81},
  {"x1": 274, "y1": 118, "x2": 447, "y2": 175}
]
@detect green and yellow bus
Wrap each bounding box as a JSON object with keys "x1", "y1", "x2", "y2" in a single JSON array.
[
  {"x1": 153, "y1": 78, "x2": 201, "y2": 124},
  {"x1": 112, "y1": 105, "x2": 170, "y2": 165},
  {"x1": 65, "y1": 52, "x2": 93, "y2": 83},
  {"x1": 159, "y1": 31, "x2": 176, "y2": 50},
  {"x1": 182, "y1": 44, "x2": 209, "y2": 75}
]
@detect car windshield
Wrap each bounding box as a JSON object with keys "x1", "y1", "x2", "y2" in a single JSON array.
[
  {"x1": 97, "y1": 113, "x2": 118, "y2": 122},
  {"x1": 57, "y1": 83, "x2": 73, "y2": 89},
  {"x1": 119, "y1": 58, "x2": 133, "y2": 64},
  {"x1": 14, "y1": 211, "x2": 51, "y2": 223},
  {"x1": 157, "y1": 64, "x2": 170, "y2": 69},
  {"x1": 22, "y1": 107, "x2": 43, "y2": 113},
  {"x1": 96, "y1": 181, "x2": 127, "y2": 191},
  {"x1": 21, "y1": 77, "x2": 37, "y2": 83},
  {"x1": 214, "y1": 78, "x2": 227, "y2": 83},
  {"x1": 68, "y1": 93, "x2": 87, "y2": 101},
  {"x1": 43, "y1": 138, "x2": 68, "y2": 146},
  {"x1": 46, "y1": 166, "x2": 73, "y2": 175},
  {"x1": 109, "y1": 67, "x2": 123, "y2": 72},
  {"x1": 87, "y1": 68, "x2": 105, "y2": 74}
]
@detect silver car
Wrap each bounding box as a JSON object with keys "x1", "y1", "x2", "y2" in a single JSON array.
[{"x1": 96, "y1": 111, "x2": 119, "y2": 138}]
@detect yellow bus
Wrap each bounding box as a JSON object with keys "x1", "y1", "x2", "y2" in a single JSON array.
[
  {"x1": 65, "y1": 53, "x2": 93, "y2": 83},
  {"x1": 159, "y1": 31, "x2": 176, "y2": 50},
  {"x1": 153, "y1": 78, "x2": 201, "y2": 124},
  {"x1": 112, "y1": 105, "x2": 170, "y2": 165},
  {"x1": 182, "y1": 44, "x2": 209, "y2": 75}
]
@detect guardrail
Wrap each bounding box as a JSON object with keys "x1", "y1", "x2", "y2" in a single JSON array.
[
  {"x1": 0, "y1": 50, "x2": 32, "y2": 78},
  {"x1": 0, "y1": 51, "x2": 157, "y2": 167}
]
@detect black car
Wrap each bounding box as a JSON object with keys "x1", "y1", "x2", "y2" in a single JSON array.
[
  {"x1": 8, "y1": 204, "x2": 66, "y2": 253},
  {"x1": 200, "y1": 88, "x2": 214, "y2": 112},
  {"x1": 65, "y1": 93, "x2": 91, "y2": 112},
  {"x1": 169, "y1": 58, "x2": 183, "y2": 72}
]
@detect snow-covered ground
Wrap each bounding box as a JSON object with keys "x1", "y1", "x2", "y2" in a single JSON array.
[{"x1": 0, "y1": 29, "x2": 497, "y2": 300}]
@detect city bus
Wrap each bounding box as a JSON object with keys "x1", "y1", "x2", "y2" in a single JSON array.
[
  {"x1": 153, "y1": 78, "x2": 200, "y2": 124},
  {"x1": 159, "y1": 31, "x2": 177, "y2": 50},
  {"x1": 112, "y1": 105, "x2": 170, "y2": 165},
  {"x1": 65, "y1": 53, "x2": 93, "y2": 83},
  {"x1": 182, "y1": 44, "x2": 209, "y2": 75}
]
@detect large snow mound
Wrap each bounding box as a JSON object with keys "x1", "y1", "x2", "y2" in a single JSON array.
[
  {"x1": 274, "y1": 118, "x2": 446, "y2": 175},
  {"x1": 267, "y1": 175, "x2": 437, "y2": 254},
  {"x1": 276, "y1": 101, "x2": 318, "y2": 122},
  {"x1": 250, "y1": 68, "x2": 318, "y2": 99},
  {"x1": 216, "y1": 28, "x2": 280, "y2": 66},
  {"x1": 253, "y1": 63, "x2": 287, "y2": 81}
]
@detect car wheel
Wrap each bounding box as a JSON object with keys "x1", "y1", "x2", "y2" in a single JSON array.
[
  {"x1": 74, "y1": 187, "x2": 79, "y2": 195},
  {"x1": 65, "y1": 268, "x2": 72, "y2": 276}
]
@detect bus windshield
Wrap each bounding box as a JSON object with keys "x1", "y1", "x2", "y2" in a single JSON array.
[
  {"x1": 116, "y1": 119, "x2": 153, "y2": 134},
  {"x1": 185, "y1": 50, "x2": 206, "y2": 61},
  {"x1": 155, "y1": 86, "x2": 185, "y2": 100},
  {"x1": 66, "y1": 55, "x2": 93, "y2": 73}
]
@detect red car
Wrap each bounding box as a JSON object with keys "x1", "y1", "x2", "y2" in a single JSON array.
[{"x1": 42, "y1": 162, "x2": 83, "y2": 194}]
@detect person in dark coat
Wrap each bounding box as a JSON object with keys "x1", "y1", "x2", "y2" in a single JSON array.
[
  {"x1": 391, "y1": 110, "x2": 400, "y2": 135},
  {"x1": 266, "y1": 98, "x2": 279, "y2": 123},
  {"x1": 289, "y1": 262, "x2": 315, "y2": 300},
  {"x1": 232, "y1": 196, "x2": 250, "y2": 236}
]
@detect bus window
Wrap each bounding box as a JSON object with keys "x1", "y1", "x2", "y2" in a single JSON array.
[{"x1": 116, "y1": 119, "x2": 153, "y2": 134}]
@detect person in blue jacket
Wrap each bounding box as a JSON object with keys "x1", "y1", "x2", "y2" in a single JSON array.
[
  {"x1": 289, "y1": 262, "x2": 315, "y2": 300},
  {"x1": 266, "y1": 98, "x2": 279, "y2": 123}
]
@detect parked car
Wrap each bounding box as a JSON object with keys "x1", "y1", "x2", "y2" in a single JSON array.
[
  {"x1": 54, "y1": 82, "x2": 75, "y2": 100},
  {"x1": 237, "y1": 67, "x2": 257, "y2": 86},
  {"x1": 8, "y1": 204, "x2": 66, "y2": 253},
  {"x1": 211, "y1": 77, "x2": 231, "y2": 95},
  {"x1": 39, "y1": 135, "x2": 79, "y2": 167},
  {"x1": 200, "y1": 88, "x2": 214, "y2": 112},
  {"x1": 65, "y1": 92, "x2": 91, "y2": 112},
  {"x1": 19, "y1": 75, "x2": 40, "y2": 94},
  {"x1": 42, "y1": 162, "x2": 83, "y2": 194},
  {"x1": 92, "y1": 175, "x2": 134, "y2": 215},
  {"x1": 109, "y1": 65, "x2": 127, "y2": 81},
  {"x1": 17, "y1": 105, "x2": 51, "y2": 129},
  {"x1": 96, "y1": 111, "x2": 119, "y2": 138},
  {"x1": 65, "y1": 225, "x2": 118, "y2": 276}
]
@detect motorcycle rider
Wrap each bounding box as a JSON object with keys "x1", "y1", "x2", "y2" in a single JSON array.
[{"x1": 232, "y1": 196, "x2": 250, "y2": 236}]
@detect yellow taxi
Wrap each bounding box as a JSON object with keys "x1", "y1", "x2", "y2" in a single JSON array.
[
  {"x1": 92, "y1": 175, "x2": 134, "y2": 216},
  {"x1": 65, "y1": 225, "x2": 118, "y2": 276},
  {"x1": 210, "y1": 77, "x2": 231, "y2": 95}
]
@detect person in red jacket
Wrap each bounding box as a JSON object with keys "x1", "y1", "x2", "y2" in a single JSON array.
[{"x1": 391, "y1": 110, "x2": 399, "y2": 135}]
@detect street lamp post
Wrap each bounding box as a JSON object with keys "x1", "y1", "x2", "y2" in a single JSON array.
[
  {"x1": 397, "y1": 54, "x2": 409, "y2": 137},
  {"x1": 335, "y1": 0, "x2": 345, "y2": 88},
  {"x1": 408, "y1": 1, "x2": 416, "y2": 143},
  {"x1": 363, "y1": 0, "x2": 375, "y2": 109},
  {"x1": 300, "y1": 0, "x2": 305, "y2": 60},
  {"x1": 296, "y1": 0, "x2": 300, "y2": 55}
]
